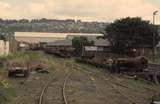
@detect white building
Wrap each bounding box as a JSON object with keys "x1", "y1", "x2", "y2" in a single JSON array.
[
  {"x1": 14, "y1": 32, "x2": 103, "y2": 43},
  {"x1": 0, "y1": 40, "x2": 9, "y2": 56}
]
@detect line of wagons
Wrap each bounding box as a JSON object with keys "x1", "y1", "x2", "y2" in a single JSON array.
[
  {"x1": 41, "y1": 42, "x2": 148, "y2": 73},
  {"x1": 29, "y1": 42, "x2": 149, "y2": 74},
  {"x1": 43, "y1": 44, "x2": 148, "y2": 73},
  {"x1": 79, "y1": 55, "x2": 148, "y2": 73}
]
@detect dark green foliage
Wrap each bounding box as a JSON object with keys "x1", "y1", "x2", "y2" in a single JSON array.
[
  {"x1": 0, "y1": 25, "x2": 14, "y2": 41},
  {"x1": 72, "y1": 37, "x2": 94, "y2": 56},
  {"x1": 105, "y1": 17, "x2": 160, "y2": 54}
]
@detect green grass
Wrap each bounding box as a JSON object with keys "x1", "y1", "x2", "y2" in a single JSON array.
[
  {"x1": 2, "y1": 51, "x2": 159, "y2": 104},
  {"x1": 0, "y1": 51, "x2": 57, "y2": 104},
  {"x1": 0, "y1": 77, "x2": 14, "y2": 104}
]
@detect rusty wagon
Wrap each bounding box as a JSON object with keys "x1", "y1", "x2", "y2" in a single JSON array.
[{"x1": 7, "y1": 61, "x2": 30, "y2": 77}]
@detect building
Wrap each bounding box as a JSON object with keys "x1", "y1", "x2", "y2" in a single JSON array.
[
  {"x1": 18, "y1": 41, "x2": 30, "y2": 51},
  {"x1": 82, "y1": 39, "x2": 111, "y2": 58},
  {"x1": 0, "y1": 40, "x2": 9, "y2": 56},
  {"x1": 94, "y1": 39, "x2": 111, "y2": 52},
  {"x1": 66, "y1": 34, "x2": 103, "y2": 41},
  {"x1": 45, "y1": 40, "x2": 73, "y2": 57},
  {"x1": 0, "y1": 31, "x2": 17, "y2": 56},
  {"x1": 15, "y1": 32, "x2": 66, "y2": 43},
  {"x1": 131, "y1": 46, "x2": 153, "y2": 59},
  {"x1": 15, "y1": 32, "x2": 103, "y2": 43}
]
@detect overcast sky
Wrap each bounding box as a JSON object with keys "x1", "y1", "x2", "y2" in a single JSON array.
[{"x1": 0, "y1": 0, "x2": 160, "y2": 23}]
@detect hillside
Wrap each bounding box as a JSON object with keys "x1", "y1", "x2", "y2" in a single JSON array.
[{"x1": 0, "y1": 18, "x2": 108, "y2": 33}]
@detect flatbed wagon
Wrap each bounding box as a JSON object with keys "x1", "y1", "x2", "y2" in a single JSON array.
[{"x1": 8, "y1": 66, "x2": 30, "y2": 77}]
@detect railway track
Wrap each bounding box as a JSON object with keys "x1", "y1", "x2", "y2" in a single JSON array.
[
  {"x1": 77, "y1": 69, "x2": 110, "y2": 104},
  {"x1": 38, "y1": 80, "x2": 51, "y2": 104},
  {"x1": 63, "y1": 74, "x2": 70, "y2": 104},
  {"x1": 35, "y1": 60, "x2": 159, "y2": 104},
  {"x1": 72, "y1": 64, "x2": 149, "y2": 104},
  {"x1": 37, "y1": 73, "x2": 70, "y2": 104},
  {"x1": 69, "y1": 67, "x2": 110, "y2": 104},
  {"x1": 74, "y1": 63, "x2": 159, "y2": 91}
]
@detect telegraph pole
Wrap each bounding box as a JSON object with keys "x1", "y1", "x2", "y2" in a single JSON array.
[{"x1": 153, "y1": 11, "x2": 158, "y2": 62}]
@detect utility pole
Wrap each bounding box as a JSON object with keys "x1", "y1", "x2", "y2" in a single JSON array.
[{"x1": 153, "y1": 10, "x2": 158, "y2": 62}]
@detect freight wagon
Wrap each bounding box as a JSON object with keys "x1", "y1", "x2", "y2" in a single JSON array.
[
  {"x1": 7, "y1": 61, "x2": 30, "y2": 77},
  {"x1": 80, "y1": 53, "x2": 148, "y2": 73}
]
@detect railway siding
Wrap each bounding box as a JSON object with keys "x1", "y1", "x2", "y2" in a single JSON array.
[
  {"x1": 72, "y1": 63, "x2": 160, "y2": 104},
  {"x1": 73, "y1": 65, "x2": 135, "y2": 104},
  {"x1": 7, "y1": 53, "x2": 160, "y2": 104}
]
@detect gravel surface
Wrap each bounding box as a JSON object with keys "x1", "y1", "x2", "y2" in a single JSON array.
[{"x1": 7, "y1": 55, "x2": 160, "y2": 104}]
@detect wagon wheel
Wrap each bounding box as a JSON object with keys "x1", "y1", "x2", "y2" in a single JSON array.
[{"x1": 8, "y1": 71, "x2": 12, "y2": 78}]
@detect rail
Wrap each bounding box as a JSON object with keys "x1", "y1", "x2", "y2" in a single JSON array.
[{"x1": 38, "y1": 74, "x2": 70, "y2": 104}]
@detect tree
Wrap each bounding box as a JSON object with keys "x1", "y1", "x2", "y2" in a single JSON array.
[
  {"x1": 105, "y1": 17, "x2": 159, "y2": 54},
  {"x1": 72, "y1": 37, "x2": 94, "y2": 56},
  {"x1": 0, "y1": 26, "x2": 11, "y2": 40}
]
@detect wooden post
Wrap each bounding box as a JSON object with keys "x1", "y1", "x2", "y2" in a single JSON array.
[
  {"x1": 146, "y1": 74, "x2": 151, "y2": 81},
  {"x1": 154, "y1": 73, "x2": 159, "y2": 85}
]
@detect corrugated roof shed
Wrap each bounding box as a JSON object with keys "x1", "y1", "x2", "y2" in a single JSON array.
[
  {"x1": 47, "y1": 39, "x2": 110, "y2": 47},
  {"x1": 67, "y1": 35, "x2": 99, "y2": 41},
  {"x1": 15, "y1": 32, "x2": 66, "y2": 38},
  {"x1": 46, "y1": 40, "x2": 72, "y2": 46},
  {"x1": 14, "y1": 32, "x2": 103, "y2": 43},
  {"x1": 94, "y1": 39, "x2": 111, "y2": 47},
  {"x1": 15, "y1": 32, "x2": 103, "y2": 38}
]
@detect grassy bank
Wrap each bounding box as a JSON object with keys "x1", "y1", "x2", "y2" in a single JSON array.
[
  {"x1": 0, "y1": 51, "x2": 56, "y2": 104},
  {"x1": 0, "y1": 77, "x2": 14, "y2": 104},
  {"x1": 0, "y1": 57, "x2": 14, "y2": 104}
]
